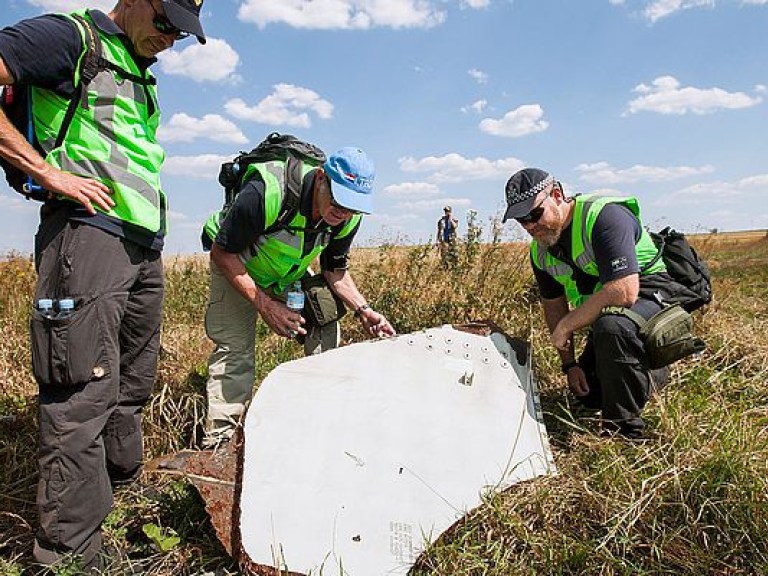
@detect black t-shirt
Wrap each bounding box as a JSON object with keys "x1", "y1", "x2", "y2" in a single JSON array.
[
  {"x1": 210, "y1": 169, "x2": 359, "y2": 272},
  {"x1": 0, "y1": 11, "x2": 163, "y2": 251},
  {"x1": 533, "y1": 203, "x2": 643, "y2": 299}
]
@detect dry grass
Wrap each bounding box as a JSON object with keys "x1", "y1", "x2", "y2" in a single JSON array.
[{"x1": 1, "y1": 231, "x2": 767, "y2": 575}]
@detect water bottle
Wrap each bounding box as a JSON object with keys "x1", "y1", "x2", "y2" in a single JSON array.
[
  {"x1": 37, "y1": 298, "x2": 54, "y2": 318},
  {"x1": 56, "y1": 298, "x2": 75, "y2": 320},
  {"x1": 286, "y1": 281, "x2": 304, "y2": 312}
]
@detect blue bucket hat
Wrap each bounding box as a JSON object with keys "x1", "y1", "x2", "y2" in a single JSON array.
[{"x1": 323, "y1": 147, "x2": 375, "y2": 214}]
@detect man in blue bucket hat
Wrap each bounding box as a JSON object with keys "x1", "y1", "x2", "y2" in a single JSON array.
[{"x1": 200, "y1": 142, "x2": 396, "y2": 447}]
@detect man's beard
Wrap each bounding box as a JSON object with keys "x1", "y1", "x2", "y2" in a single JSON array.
[{"x1": 533, "y1": 223, "x2": 563, "y2": 249}]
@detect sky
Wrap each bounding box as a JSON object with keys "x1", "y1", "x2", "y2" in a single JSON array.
[{"x1": 2, "y1": 0, "x2": 767, "y2": 255}]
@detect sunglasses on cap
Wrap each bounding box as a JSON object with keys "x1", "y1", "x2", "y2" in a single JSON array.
[
  {"x1": 515, "y1": 192, "x2": 550, "y2": 225},
  {"x1": 145, "y1": 0, "x2": 190, "y2": 39}
]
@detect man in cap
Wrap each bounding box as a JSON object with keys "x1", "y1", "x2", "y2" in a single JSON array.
[
  {"x1": 200, "y1": 146, "x2": 396, "y2": 447},
  {"x1": 0, "y1": 0, "x2": 205, "y2": 569},
  {"x1": 436, "y1": 205, "x2": 459, "y2": 269},
  {"x1": 503, "y1": 168, "x2": 683, "y2": 439}
]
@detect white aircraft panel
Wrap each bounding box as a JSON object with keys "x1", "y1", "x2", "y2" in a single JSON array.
[{"x1": 240, "y1": 325, "x2": 555, "y2": 575}]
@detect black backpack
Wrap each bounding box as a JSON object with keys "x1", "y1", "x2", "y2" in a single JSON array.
[
  {"x1": 217, "y1": 132, "x2": 326, "y2": 233},
  {"x1": 641, "y1": 227, "x2": 712, "y2": 312},
  {"x1": 1, "y1": 12, "x2": 155, "y2": 201}
]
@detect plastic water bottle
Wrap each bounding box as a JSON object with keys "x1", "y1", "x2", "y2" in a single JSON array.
[
  {"x1": 37, "y1": 298, "x2": 54, "y2": 318},
  {"x1": 56, "y1": 298, "x2": 75, "y2": 320},
  {"x1": 286, "y1": 282, "x2": 304, "y2": 312}
]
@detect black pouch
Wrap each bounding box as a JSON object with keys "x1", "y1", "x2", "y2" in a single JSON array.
[{"x1": 301, "y1": 275, "x2": 347, "y2": 327}]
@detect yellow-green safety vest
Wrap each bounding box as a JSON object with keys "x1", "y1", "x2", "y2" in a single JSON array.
[
  {"x1": 32, "y1": 10, "x2": 165, "y2": 233},
  {"x1": 204, "y1": 159, "x2": 361, "y2": 295},
  {"x1": 531, "y1": 193, "x2": 665, "y2": 307}
]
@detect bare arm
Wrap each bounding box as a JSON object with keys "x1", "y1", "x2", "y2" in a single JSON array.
[
  {"x1": 323, "y1": 268, "x2": 396, "y2": 337},
  {"x1": 0, "y1": 56, "x2": 114, "y2": 214},
  {"x1": 550, "y1": 273, "x2": 639, "y2": 352},
  {"x1": 211, "y1": 243, "x2": 304, "y2": 338}
]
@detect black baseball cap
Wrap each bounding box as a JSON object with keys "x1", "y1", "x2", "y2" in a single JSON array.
[
  {"x1": 161, "y1": 0, "x2": 206, "y2": 44},
  {"x1": 502, "y1": 168, "x2": 554, "y2": 222}
]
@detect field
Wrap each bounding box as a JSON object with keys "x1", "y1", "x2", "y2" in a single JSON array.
[{"x1": 1, "y1": 229, "x2": 767, "y2": 575}]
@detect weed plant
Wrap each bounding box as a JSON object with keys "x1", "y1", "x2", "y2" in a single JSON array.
[{"x1": 0, "y1": 233, "x2": 767, "y2": 575}]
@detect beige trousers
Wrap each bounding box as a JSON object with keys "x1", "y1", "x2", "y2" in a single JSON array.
[{"x1": 203, "y1": 262, "x2": 340, "y2": 440}]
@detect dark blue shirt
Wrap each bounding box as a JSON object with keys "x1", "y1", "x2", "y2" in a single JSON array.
[{"x1": 533, "y1": 203, "x2": 642, "y2": 299}]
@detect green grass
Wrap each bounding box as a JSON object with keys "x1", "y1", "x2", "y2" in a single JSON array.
[{"x1": 1, "y1": 233, "x2": 767, "y2": 575}]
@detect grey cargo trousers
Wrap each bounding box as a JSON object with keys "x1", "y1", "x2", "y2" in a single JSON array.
[{"x1": 30, "y1": 207, "x2": 163, "y2": 567}]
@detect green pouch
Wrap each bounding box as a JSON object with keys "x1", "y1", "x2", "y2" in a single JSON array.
[
  {"x1": 601, "y1": 304, "x2": 706, "y2": 369},
  {"x1": 301, "y1": 275, "x2": 347, "y2": 327}
]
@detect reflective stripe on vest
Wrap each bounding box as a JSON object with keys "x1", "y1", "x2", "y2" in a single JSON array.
[
  {"x1": 31, "y1": 10, "x2": 164, "y2": 233},
  {"x1": 205, "y1": 160, "x2": 361, "y2": 295},
  {"x1": 531, "y1": 194, "x2": 665, "y2": 307}
]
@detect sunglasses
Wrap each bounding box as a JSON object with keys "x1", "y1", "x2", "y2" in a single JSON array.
[
  {"x1": 329, "y1": 193, "x2": 361, "y2": 216},
  {"x1": 515, "y1": 193, "x2": 549, "y2": 224},
  {"x1": 145, "y1": 0, "x2": 189, "y2": 39}
]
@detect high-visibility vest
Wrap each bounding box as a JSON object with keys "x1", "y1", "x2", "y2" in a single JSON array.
[
  {"x1": 31, "y1": 10, "x2": 165, "y2": 233},
  {"x1": 204, "y1": 160, "x2": 361, "y2": 295},
  {"x1": 531, "y1": 193, "x2": 665, "y2": 307}
]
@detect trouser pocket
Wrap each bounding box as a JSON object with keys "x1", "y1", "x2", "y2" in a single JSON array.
[{"x1": 30, "y1": 297, "x2": 111, "y2": 386}]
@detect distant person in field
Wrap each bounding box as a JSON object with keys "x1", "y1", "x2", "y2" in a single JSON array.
[
  {"x1": 502, "y1": 168, "x2": 690, "y2": 439},
  {"x1": 0, "y1": 0, "x2": 206, "y2": 569},
  {"x1": 200, "y1": 145, "x2": 396, "y2": 448},
  {"x1": 436, "y1": 205, "x2": 459, "y2": 268}
]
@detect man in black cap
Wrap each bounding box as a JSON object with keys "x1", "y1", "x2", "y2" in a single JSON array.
[
  {"x1": 503, "y1": 168, "x2": 682, "y2": 438},
  {"x1": 0, "y1": 0, "x2": 205, "y2": 569}
]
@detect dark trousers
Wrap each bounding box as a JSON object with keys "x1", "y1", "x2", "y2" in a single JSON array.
[
  {"x1": 30, "y1": 208, "x2": 163, "y2": 566},
  {"x1": 575, "y1": 298, "x2": 669, "y2": 437}
]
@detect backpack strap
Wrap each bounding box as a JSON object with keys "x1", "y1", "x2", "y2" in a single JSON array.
[
  {"x1": 54, "y1": 13, "x2": 104, "y2": 148},
  {"x1": 600, "y1": 305, "x2": 647, "y2": 329},
  {"x1": 261, "y1": 155, "x2": 306, "y2": 236},
  {"x1": 639, "y1": 227, "x2": 668, "y2": 274}
]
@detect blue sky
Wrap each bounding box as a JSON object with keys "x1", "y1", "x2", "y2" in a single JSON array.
[{"x1": 2, "y1": 0, "x2": 767, "y2": 255}]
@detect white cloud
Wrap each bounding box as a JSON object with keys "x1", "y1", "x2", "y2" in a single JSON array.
[
  {"x1": 28, "y1": 0, "x2": 113, "y2": 11},
  {"x1": 479, "y1": 104, "x2": 549, "y2": 138},
  {"x1": 383, "y1": 182, "x2": 441, "y2": 197},
  {"x1": 225, "y1": 84, "x2": 333, "y2": 128},
  {"x1": 399, "y1": 153, "x2": 525, "y2": 183},
  {"x1": 237, "y1": 0, "x2": 445, "y2": 30},
  {"x1": 461, "y1": 99, "x2": 487, "y2": 114},
  {"x1": 576, "y1": 161, "x2": 715, "y2": 184},
  {"x1": 626, "y1": 76, "x2": 762, "y2": 115},
  {"x1": 742, "y1": 0, "x2": 768, "y2": 4},
  {"x1": 755, "y1": 84, "x2": 768, "y2": 94},
  {"x1": 158, "y1": 113, "x2": 248, "y2": 144},
  {"x1": 468, "y1": 68, "x2": 488, "y2": 84},
  {"x1": 394, "y1": 197, "x2": 472, "y2": 212},
  {"x1": 654, "y1": 173, "x2": 768, "y2": 207},
  {"x1": 609, "y1": 0, "x2": 625, "y2": 5},
  {"x1": 643, "y1": 0, "x2": 714, "y2": 23},
  {"x1": 461, "y1": 0, "x2": 490, "y2": 7},
  {"x1": 157, "y1": 38, "x2": 240, "y2": 83},
  {"x1": 162, "y1": 154, "x2": 232, "y2": 179}
]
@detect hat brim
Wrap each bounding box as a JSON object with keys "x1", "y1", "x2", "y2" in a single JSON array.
[
  {"x1": 502, "y1": 193, "x2": 541, "y2": 222},
  {"x1": 329, "y1": 178, "x2": 372, "y2": 215},
  {"x1": 161, "y1": 0, "x2": 206, "y2": 44}
]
